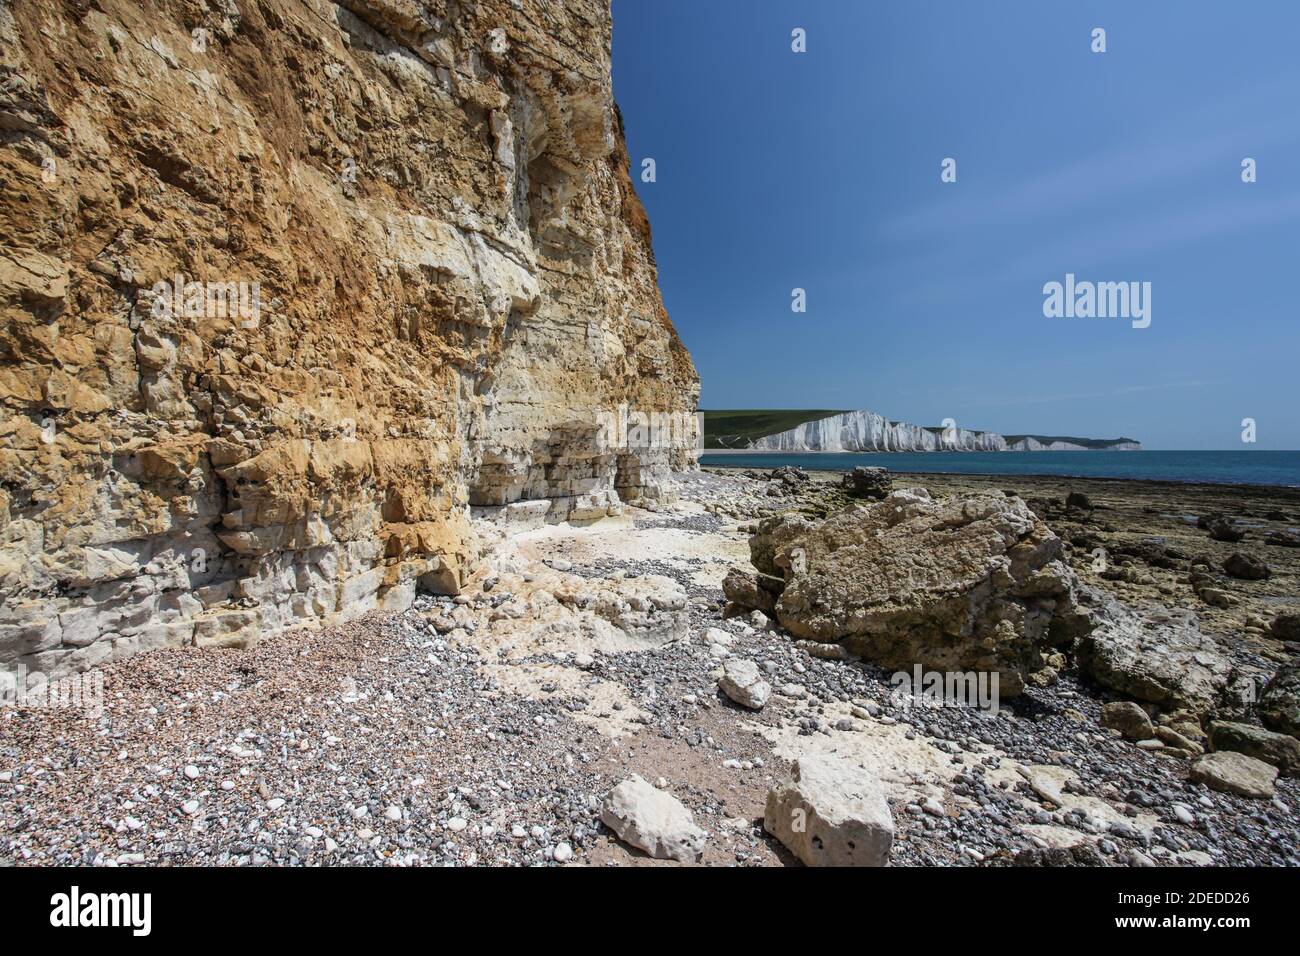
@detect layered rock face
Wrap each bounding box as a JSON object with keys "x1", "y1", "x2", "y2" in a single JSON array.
[{"x1": 0, "y1": 0, "x2": 698, "y2": 676}]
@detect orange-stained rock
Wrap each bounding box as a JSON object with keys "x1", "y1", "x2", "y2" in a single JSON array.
[{"x1": 0, "y1": 0, "x2": 698, "y2": 676}]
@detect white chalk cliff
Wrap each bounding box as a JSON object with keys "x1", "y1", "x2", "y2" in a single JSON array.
[
  {"x1": 749, "y1": 411, "x2": 1139, "y2": 453},
  {"x1": 1007, "y1": 437, "x2": 1142, "y2": 452}
]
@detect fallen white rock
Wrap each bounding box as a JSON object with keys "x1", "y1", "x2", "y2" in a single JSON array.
[
  {"x1": 703, "y1": 627, "x2": 733, "y2": 647},
  {"x1": 1018, "y1": 765, "x2": 1067, "y2": 808},
  {"x1": 600, "y1": 776, "x2": 706, "y2": 863},
  {"x1": 763, "y1": 755, "x2": 894, "y2": 866},
  {"x1": 718, "y1": 658, "x2": 772, "y2": 710}
]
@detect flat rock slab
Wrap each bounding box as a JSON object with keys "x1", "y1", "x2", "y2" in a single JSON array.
[
  {"x1": 1208, "y1": 721, "x2": 1300, "y2": 777},
  {"x1": 1075, "y1": 587, "x2": 1232, "y2": 715},
  {"x1": 600, "y1": 776, "x2": 706, "y2": 863},
  {"x1": 1189, "y1": 751, "x2": 1278, "y2": 799},
  {"x1": 763, "y1": 755, "x2": 894, "y2": 866},
  {"x1": 1018, "y1": 765, "x2": 1071, "y2": 808}
]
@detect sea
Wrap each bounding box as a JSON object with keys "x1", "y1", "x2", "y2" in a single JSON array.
[{"x1": 698, "y1": 450, "x2": 1300, "y2": 489}]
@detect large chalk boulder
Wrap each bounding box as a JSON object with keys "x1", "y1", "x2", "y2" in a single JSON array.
[
  {"x1": 600, "y1": 776, "x2": 706, "y2": 863},
  {"x1": 763, "y1": 755, "x2": 894, "y2": 867},
  {"x1": 1074, "y1": 588, "x2": 1233, "y2": 716},
  {"x1": 748, "y1": 490, "x2": 1091, "y2": 695}
]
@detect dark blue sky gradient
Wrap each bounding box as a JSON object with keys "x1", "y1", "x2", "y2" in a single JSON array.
[{"x1": 612, "y1": 0, "x2": 1300, "y2": 449}]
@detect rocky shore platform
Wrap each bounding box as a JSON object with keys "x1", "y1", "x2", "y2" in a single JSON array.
[{"x1": 2, "y1": 468, "x2": 1297, "y2": 867}]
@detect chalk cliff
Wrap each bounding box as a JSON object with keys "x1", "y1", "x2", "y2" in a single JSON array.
[
  {"x1": 1006, "y1": 437, "x2": 1143, "y2": 452},
  {"x1": 0, "y1": 0, "x2": 698, "y2": 675},
  {"x1": 750, "y1": 410, "x2": 1006, "y2": 453},
  {"x1": 749, "y1": 410, "x2": 1140, "y2": 454}
]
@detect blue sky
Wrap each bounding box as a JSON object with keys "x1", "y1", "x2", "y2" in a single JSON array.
[{"x1": 611, "y1": 0, "x2": 1300, "y2": 450}]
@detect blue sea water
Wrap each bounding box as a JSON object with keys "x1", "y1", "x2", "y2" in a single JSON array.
[{"x1": 699, "y1": 450, "x2": 1300, "y2": 488}]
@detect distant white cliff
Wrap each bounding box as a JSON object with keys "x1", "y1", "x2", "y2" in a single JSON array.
[
  {"x1": 748, "y1": 410, "x2": 1140, "y2": 453},
  {"x1": 1003, "y1": 435, "x2": 1143, "y2": 452}
]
